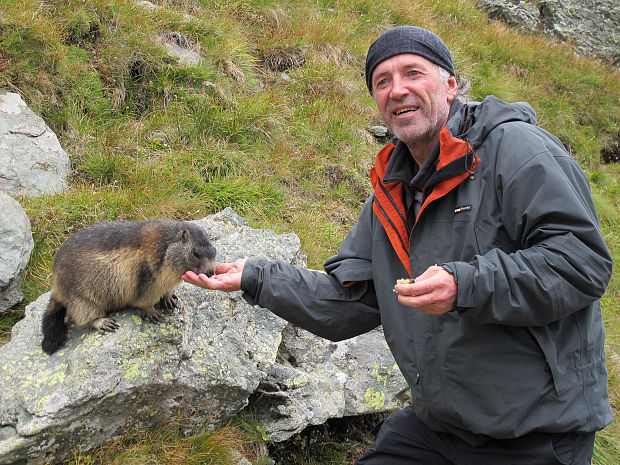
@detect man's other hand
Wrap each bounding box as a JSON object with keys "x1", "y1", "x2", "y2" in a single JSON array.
[{"x1": 394, "y1": 265, "x2": 457, "y2": 314}]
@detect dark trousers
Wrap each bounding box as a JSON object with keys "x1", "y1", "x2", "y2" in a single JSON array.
[{"x1": 355, "y1": 406, "x2": 595, "y2": 465}]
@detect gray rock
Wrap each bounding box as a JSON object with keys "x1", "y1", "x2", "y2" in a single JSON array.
[
  {"x1": 539, "y1": 0, "x2": 619, "y2": 67},
  {"x1": 0, "y1": 192, "x2": 34, "y2": 312},
  {"x1": 0, "y1": 92, "x2": 71, "y2": 197},
  {"x1": 0, "y1": 209, "x2": 292, "y2": 464},
  {"x1": 158, "y1": 33, "x2": 202, "y2": 67},
  {"x1": 135, "y1": 0, "x2": 157, "y2": 12},
  {"x1": 231, "y1": 450, "x2": 257, "y2": 465},
  {"x1": 368, "y1": 125, "x2": 389, "y2": 138},
  {"x1": 255, "y1": 324, "x2": 410, "y2": 442},
  {"x1": 478, "y1": 0, "x2": 620, "y2": 69},
  {"x1": 478, "y1": 0, "x2": 540, "y2": 33},
  {"x1": 0, "y1": 208, "x2": 407, "y2": 464}
]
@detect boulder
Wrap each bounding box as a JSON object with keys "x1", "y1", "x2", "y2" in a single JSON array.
[
  {"x1": 539, "y1": 0, "x2": 619, "y2": 68},
  {"x1": 0, "y1": 208, "x2": 408, "y2": 464},
  {"x1": 255, "y1": 325, "x2": 410, "y2": 442},
  {"x1": 0, "y1": 92, "x2": 71, "y2": 197},
  {"x1": 478, "y1": 0, "x2": 620, "y2": 69},
  {"x1": 478, "y1": 0, "x2": 540, "y2": 34},
  {"x1": 0, "y1": 192, "x2": 34, "y2": 312}
]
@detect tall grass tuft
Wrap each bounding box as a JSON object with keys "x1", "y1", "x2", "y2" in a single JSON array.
[{"x1": 65, "y1": 419, "x2": 269, "y2": 465}]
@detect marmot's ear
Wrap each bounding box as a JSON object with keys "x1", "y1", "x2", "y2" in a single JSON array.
[{"x1": 181, "y1": 229, "x2": 191, "y2": 242}]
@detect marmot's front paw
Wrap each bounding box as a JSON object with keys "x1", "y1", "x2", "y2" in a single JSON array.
[
  {"x1": 156, "y1": 293, "x2": 178, "y2": 311},
  {"x1": 140, "y1": 308, "x2": 165, "y2": 323}
]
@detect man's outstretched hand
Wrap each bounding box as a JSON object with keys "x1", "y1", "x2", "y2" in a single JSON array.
[{"x1": 182, "y1": 259, "x2": 247, "y2": 292}]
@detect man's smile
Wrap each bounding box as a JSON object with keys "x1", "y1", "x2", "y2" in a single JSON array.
[{"x1": 393, "y1": 106, "x2": 419, "y2": 116}]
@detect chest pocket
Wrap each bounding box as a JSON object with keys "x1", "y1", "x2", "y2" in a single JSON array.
[
  {"x1": 410, "y1": 188, "x2": 481, "y2": 268},
  {"x1": 425, "y1": 178, "x2": 516, "y2": 260}
]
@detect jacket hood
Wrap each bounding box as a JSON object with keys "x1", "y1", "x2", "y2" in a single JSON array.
[{"x1": 448, "y1": 95, "x2": 537, "y2": 149}]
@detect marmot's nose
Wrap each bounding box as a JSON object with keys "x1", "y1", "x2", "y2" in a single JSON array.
[{"x1": 203, "y1": 266, "x2": 216, "y2": 277}]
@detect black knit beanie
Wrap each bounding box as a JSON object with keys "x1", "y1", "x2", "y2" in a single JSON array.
[{"x1": 365, "y1": 26, "x2": 455, "y2": 93}]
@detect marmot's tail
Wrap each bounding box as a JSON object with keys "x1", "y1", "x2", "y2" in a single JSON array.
[{"x1": 41, "y1": 298, "x2": 67, "y2": 355}]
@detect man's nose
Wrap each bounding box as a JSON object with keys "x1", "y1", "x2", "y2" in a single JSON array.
[{"x1": 389, "y1": 75, "x2": 409, "y2": 99}]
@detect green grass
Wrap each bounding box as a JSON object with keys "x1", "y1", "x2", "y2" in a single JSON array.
[{"x1": 1, "y1": 0, "x2": 619, "y2": 463}]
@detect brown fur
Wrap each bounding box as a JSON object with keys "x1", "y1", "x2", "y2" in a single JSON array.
[{"x1": 41, "y1": 220, "x2": 216, "y2": 354}]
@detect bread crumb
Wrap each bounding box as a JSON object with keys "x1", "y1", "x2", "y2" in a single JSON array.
[{"x1": 393, "y1": 277, "x2": 414, "y2": 293}]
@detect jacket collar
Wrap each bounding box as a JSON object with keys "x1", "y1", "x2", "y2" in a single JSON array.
[
  {"x1": 372, "y1": 102, "x2": 477, "y2": 191},
  {"x1": 380, "y1": 100, "x2": 466, "y2": 188},
  {"x1": 369, "y1": 101, "x2": 480, "y2": 277}
]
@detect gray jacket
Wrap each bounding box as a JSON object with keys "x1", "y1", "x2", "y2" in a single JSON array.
[{"x1": 241, "y1": 96, "x2": 613, "y2": 441}]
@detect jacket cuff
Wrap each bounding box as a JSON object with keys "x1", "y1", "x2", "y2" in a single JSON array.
[
  {"x1": 240, "y1": 258, "x2": 268, "y2": 306},
  {"x1": 442, "y1": 261, "x2": 477, "y2": 311}
]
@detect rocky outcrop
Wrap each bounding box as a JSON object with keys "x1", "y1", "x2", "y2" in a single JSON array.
[
  {"x1": 0, "y1": 193, "x2": 34, "y2": 312},
  {"x1": 0, "y1": 208, "x2": 408, "y2": 464},
  {"x1": 255, "y1": 324, "x2": 410, "y2": 442},
  {"x1": 478, "y1": 0, "x2": 620, "y2": 69},
  {"x1": 478, "y1": 0, "x2": 540, "y2": 33},
  {"x1": 0, "y1": 92, "x2": 71, "y2": 197}
]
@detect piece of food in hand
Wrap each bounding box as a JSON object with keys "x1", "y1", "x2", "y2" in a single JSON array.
[{"x1": 394, "y1": 277, "x2": 414, "y2": 293}]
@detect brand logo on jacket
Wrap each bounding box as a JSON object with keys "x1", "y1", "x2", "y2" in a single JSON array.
[{"x1": 454, "y1": 205, "x2": 472, "y2": 214}]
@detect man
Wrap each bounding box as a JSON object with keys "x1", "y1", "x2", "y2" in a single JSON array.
[{"x1": 183, "y1": 26, "x2": 613, "y2": 464}]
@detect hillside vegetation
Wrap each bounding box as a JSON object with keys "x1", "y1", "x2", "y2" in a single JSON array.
[{"x1": 1, "y1": 0, "x2": 618, "y2": 463}]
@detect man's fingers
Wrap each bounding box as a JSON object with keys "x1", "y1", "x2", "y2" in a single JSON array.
[
  {"x1": 394, "y1": 278, "x2": 435, "y2": 296},
  {"x1": 214, "y1": 262, "x2": 238, "y2": 274},
  {"x1": 397, "y1": 293, "x2": 432, "y2": 307},
  {"x1": 182, "y1": 270, "x2": 200, "y2": 283},
  {"x1": 413, "y1": 265, "x2": 442, "y2": 282},
  {"x1": 213, "y1": 259, "x2": 246, "y2": 274},
  {"x1": 202, "y1": 274, "x2": 232, "y2": 289},
  {"x1": 182, "y1": 271, "x2": 225, "y2": 290}
]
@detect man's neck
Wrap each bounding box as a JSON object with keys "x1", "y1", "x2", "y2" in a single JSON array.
[
  {"x1": 407, "y1": 99, "x2": 464, "y2": 166},
  {"x1": 405, "y1": 132, "x2": 441, "y2": 168}
]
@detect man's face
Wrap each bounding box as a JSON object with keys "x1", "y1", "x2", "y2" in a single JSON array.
[{"x1": 371, "y1": 54, "x2": 457, "y2": 150}]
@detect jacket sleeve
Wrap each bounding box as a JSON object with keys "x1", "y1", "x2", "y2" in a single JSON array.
[
  {"x1": 445, "y1": 126, "x2": 613, "y2": 326},
  {"x1": 240, "y1": 198, "x2": 381, "y2": 341}
]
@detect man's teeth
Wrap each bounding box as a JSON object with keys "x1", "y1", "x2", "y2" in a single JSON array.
[{"x1": 395, "y1": 107, "x2": 418, "y2": 115}]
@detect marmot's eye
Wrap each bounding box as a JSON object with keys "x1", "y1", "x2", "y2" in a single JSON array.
[{"x1": 193, "y1": 251, "x2": 202, "y2": 259}]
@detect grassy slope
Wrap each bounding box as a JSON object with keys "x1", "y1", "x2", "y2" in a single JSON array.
[{"x1": 1, "y1": 0, "x2": 618, "y2": 463}]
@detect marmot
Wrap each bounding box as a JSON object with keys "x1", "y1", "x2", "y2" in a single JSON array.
[{"x1": 41, "y1": 220, "x2": 216, "y2": 355}]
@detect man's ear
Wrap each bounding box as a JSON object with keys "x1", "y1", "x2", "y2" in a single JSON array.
[{"x1": 446, "y1": 75, "x2": 458, "y2": 102}]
